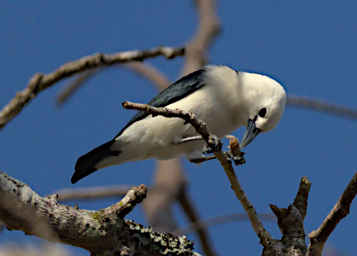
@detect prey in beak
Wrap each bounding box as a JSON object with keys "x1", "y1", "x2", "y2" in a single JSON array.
[{"x1": 240, "y1": 118, "x2": 261, "y2": 148}]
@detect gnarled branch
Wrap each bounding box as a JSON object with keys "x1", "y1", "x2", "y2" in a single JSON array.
[{"x1": 0, "y1": 171, "x2": 195, "y2": 256}]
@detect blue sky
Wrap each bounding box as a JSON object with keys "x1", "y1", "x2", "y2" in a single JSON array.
[{"x1": 1, "y1": 1, "x2": 357, "y2": 255}]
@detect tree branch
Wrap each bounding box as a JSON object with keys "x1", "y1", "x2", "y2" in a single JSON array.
[
  {"x1": 0, "y1": 171, "x2": 195, "y2": 256},
  {"x1": 266, "y1": 177, "x2": 311, "y2": 256},
  {"x1": 125, "y1": 62, "x2": 171, "y2": 91},
  {"x1": 56, "y1": 61, "x2": 171, "y2": 107},
  {"x1": 287, "y1": 95, "x2": 357, "y2": 120},
  {"x1": 174, "y1": 0, "x2": 221, "y2": 254},
  {"x1": 178, "y1": 188, "x2": 217, "y2": 256},
  {"x1": 56, "y1": 69, "x2": 99, "y2": 106},
  {"x1": 0, "y1": 46, "x2": 185, "y2": 130},
  {"x1": 142, "y1": 159, "x2": 185, "y2": 233},
  {"x1": 213, "y1": 149, "x2": 273, "y2": 248},
  {"x1": 307, "y1": 173, "x2": 357, "y2": 256},
  {"x1": 175, "y1": 213, "x2": 275, "y2": 236},
  {"x1": 183, "y1": 0, "x2": 221, "y2": 74},
  {"x1": 56, "y1": 185, "x2": 131, "y2": 202},
  {"x1": 121, "y1": 101, "x2": 274, "y2": 250},
  {"x1": 55, "y1": 185, "x2": 276, "y2": 237}
]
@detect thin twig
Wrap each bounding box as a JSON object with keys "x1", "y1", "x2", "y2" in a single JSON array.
[
  {"x1": 125, "y1": 62, "x2": 170, "y2": 91},
  {"x1": 178, "y1": 189, "x2": 217, "y2": 256},
  {"x1": 122, "y1": 101, "x2": 216, "y2": 149},
  {"x1": 57, "y1": 61, "x2": 170, "y2": 107},
  {"x1": 56, "y1": 69, "x2": 98, "y2": 106},
  {"x1": 0, "y1": 46, "x2": 185, "y2": 130},
  {"x1": 213, "y1": 151, "x2": 273, "y2": 248},
  {"x1": 287, "y1": 95, "x2": 357, "y2": 120},
  {"x1": 55, "y1": 185, "x2": 132, "y2": 202},
  {"x1": 121, "y1": 101, "x2": 274, "y2": 249},
  {"x1": 175, "y1": 213, "x2": 275, "y2": 235},
  {"x1": 143, "y1": 159, "x2": 184, "y2": 232},
  {"x1": 307, "y1": 173, "x2": 357, "y2": 256}
]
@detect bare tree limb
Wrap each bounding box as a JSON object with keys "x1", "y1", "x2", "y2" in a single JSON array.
[
  {"x1": 175, "y1": 213, "x2": 275, "y2": 236},
  {"x1": 267, "y1": 177, "x2": 311, "y2": 256},
  {"x1": 307, "y1": 173, "x2": 357, "y2": 256},
  {"x1": 54, "y1": 0, "x2": 219, "y2": 110},
  {"x1": 121, "y1": 101, "x2": 274, "y2": 250},
  {"x1": 56, "y1": 185, "x2": 131, "y2": 202},
  {"x1": 56, "y1": 61, "x2": 170, "y2": 107},
  {"x1": 0, "y1": 46, "x2": 185, "y2": 130},
  {"x1": 55, "y1": 185, "x2": 276, "y2": 236},
  {"x1": 0, "y1": 171, "x2": 195, "y2": 256},
  {"x1": 287, "y1": 95, "x2": 357, "y2": 120},
  {"x1": 125, "y1": 62, "x2": 171, "y2": 91},
  {"x1": 56, "y1": 79, "x2": 357, "y2": 122},
  {"x1": 56, "y1": 160, "x2": 217, "y2": 256},
  {"x1": 0, "y1": 244, "x2": 70, "y2": 256},
  {"x1": 164, "y1": 0, "x2": 221, "y2": 254},
  {"x1": 56, "y1": 69, "x2": 99, "y2": 106},
  {"x1": 178, "y1": 189, "x2": 219, "y2": 255},
  {"x1": 213, "y1": 149, "x2": 273, "y2": 249},
  {"x1": 143, "y1": 159, "x2": 185, "y2": 232},
  {"x1": 183, "y1": 0, "x2": 221, "y2": 74}
]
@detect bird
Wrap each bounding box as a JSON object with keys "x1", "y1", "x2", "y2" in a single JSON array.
[{"x1": 71, "y1": 65, "x2": 286, "y2": 184}]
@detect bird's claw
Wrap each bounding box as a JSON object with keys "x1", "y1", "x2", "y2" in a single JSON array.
[
  {"x1": 207, "y1": 135, "x2": 222, "y2": 152},
  {"x1": 226, "y1": 151, "x2": 246, "y2": 165}
]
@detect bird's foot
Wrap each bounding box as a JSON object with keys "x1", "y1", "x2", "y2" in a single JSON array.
[
  {"x1": 207, "y1": 135, "x2": 222, "y2": 152},
  {"x1": 174, "y1": 135, "x2": 222, "y2": 153},
  {"x1": 190, "y1": 151, "x2": 245, "y2": 165},
  {"x1": 189, "y1": 155, "x2": 217, "y2": 164}
]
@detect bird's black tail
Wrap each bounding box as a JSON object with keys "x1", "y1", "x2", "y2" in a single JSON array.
[{"x1": 71, "y1": 140, "x2": 120, "y2": 184}]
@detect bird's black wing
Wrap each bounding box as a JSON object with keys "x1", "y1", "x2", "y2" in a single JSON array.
[{"x1": 115, "y1": 69, "x2": 206, "y2": 138}]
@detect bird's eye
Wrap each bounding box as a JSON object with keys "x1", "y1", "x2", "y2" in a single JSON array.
[{"x1": 258, "y1": 108, "x2": 267, "y2": 118}]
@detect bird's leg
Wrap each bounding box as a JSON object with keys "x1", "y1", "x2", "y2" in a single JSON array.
[
  {"x1": 189, "y1": 155, "x2": 217, "y2": 164},
  {"x1": 192, "y1": 135, "x2": 246, "y2": 165},
  {"x1": 175, "y1": 135, "x2": 222, "y2": 152},
  {"x1": 189, "y1": 152, "x2": 245, "y2": 165},
  {"x1": 174, "y1": 135, "x2": 203, "y2": 144},
  {"x1": 202, "y1": 147, "x2": 214, "y2": 154}
]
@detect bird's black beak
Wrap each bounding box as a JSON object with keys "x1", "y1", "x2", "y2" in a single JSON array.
[{"x1": 240, "y1": 118, "x2": 261, "y2": 148}]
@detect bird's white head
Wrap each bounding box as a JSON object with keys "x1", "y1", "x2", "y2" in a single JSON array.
[{"x1": 240, "y1": 72, "x2": 287, "y2": 148}]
